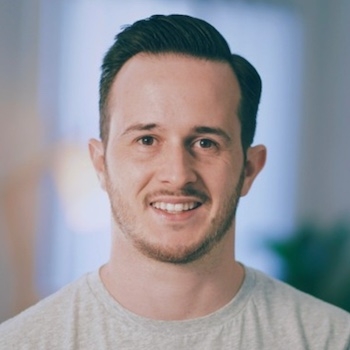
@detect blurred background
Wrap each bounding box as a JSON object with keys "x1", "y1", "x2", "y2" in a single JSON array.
[{"x1": 1, "y1": 0, "x2": 349, "y2": 322}]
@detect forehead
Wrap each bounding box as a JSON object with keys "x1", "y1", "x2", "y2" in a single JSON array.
[
  {"x1": 107, "y1": 53, "x2": 241, "y2": 135},
  {"x1": 111, "y1": 53, "x2": 239, "y2": 92}
]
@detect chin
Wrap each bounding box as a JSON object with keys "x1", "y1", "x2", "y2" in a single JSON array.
[{"x1": 133, "y1": 234, "x2": 220, "y2": 265}]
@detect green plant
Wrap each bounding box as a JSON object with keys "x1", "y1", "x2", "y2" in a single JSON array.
[{"x1": 266, "y1": 222, "x2": 350, "y2": 312}]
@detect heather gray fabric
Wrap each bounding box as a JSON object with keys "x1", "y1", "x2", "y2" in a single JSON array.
[{"x1": 1, "y1": 266, "x2": 349, "y2": 349}]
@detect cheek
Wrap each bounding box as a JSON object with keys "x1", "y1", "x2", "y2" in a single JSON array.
[
  {"x1": 201, "y1": 163, "x2": 231, "y2": 193},
  {"x1": 209, "y1": 156, "x2": 241, "y2": 183},
  {"x1": 106, "y1": 152, "x2": 154, "y2": 193}
]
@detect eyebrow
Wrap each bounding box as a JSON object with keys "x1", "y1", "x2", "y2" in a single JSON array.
[
  {"x1": 193, "y1": 126, "x2": 232, "y2": 142},
  {"x1": 121, "y1": 123, "x2": 232, "y2": 142},
  {"x1": 121, "y1": 123, "x2": 159, "y2": 136}
]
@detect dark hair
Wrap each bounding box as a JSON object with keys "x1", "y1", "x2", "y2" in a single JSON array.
[{"x1": 99, "y1": 14, "x2": 261, "y2": 152}]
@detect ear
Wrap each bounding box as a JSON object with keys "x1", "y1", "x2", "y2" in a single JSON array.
[
  {"x1": 88, "y1": 138, "x2": 107, "y2": 191},
  {"x1": 241, "y1": 145, "x2": 267, "y2": 197}
]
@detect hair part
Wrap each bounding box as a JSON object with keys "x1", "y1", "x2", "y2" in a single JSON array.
[{"x1": 99, "y1": 14, "x2": 261, "y2": 152}]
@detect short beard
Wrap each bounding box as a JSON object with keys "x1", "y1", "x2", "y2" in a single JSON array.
[{"x1": 106, "y1": 168, "x2": 245, "y2": 265}]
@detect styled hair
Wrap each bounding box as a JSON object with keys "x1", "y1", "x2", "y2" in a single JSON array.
[{"x1": 99, "y1": 14, "x2": 261, "y2": 152}]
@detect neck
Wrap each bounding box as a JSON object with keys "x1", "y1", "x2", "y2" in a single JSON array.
[{"x1": 100, "y1": 230, "x2": 244, "y2": 321}]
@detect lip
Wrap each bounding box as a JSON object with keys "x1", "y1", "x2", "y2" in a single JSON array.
[
  {"x1": 149, "y1": 196, "x2": 205, "y2": 221},
  {"x1": 151, "y1": 201, "x2": 200, "y2": 212},
  {"x1": 151, "y1": 205, "x2": 202, "y2": 222}
]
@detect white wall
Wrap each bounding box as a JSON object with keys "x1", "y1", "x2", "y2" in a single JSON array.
[
  {"x1": 0, "y1": 0, "x2": 42, "y2": 322},
  {"x1": 294, "y1": 0, "x2": 350, "y2": 225}
]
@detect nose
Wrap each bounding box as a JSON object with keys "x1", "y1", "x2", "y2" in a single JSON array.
[{"x1": 157, "y1": 144, "x2": 197, "y2": 187}]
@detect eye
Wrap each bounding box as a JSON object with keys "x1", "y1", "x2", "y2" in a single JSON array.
[
  {"x1": 138, "y1": 136, "x2": 155, "y2": 146},
  {"x1": 196, "y1": 138, "x2": 217, "y2": 149}
]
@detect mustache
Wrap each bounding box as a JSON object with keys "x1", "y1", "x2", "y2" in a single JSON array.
[{"x1": 146, "y1": 188, "x2": 209, "y2": 203}]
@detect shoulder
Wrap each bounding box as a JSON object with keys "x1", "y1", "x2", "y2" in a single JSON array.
[
  {"x1": 245, "y1": 267, "x2": 350, "y2": 347},
  {"x1": 0, "y1": 272, "x2": 95, "y2": 349},
  {"x1": 250, "y1": 267, "x2": 349, "y2": 317}
]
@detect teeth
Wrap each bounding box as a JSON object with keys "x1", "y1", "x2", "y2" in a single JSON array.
[{"x1": 152, "y1": 202, "x2": 198, "y2": 212}]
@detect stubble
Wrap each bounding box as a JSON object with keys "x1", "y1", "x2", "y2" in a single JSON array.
[{"x1": 105, "y1": 167, "x2": 245, "y2": 265}]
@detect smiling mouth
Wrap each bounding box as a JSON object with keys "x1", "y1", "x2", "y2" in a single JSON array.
[{"x1": 151, "y1": 201, "x2": 201, "y2": 213}]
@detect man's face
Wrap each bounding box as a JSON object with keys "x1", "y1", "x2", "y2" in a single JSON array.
[{"x1": 90, "y1": 54, "x2": 265, "y2": 264}]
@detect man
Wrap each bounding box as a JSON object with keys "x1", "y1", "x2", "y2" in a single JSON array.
[{"x1": 0, "y1": 14, "x2": 349, "y2": 349}]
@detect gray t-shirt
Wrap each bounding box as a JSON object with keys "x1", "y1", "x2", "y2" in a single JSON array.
[{"x1": 0, "y1": 266, "x2": 349, "y2": 349}]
